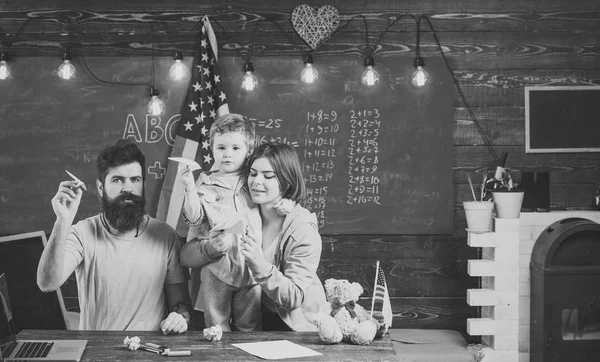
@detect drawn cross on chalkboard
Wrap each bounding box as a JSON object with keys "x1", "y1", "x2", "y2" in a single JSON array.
[{"x1": 148, "y1": 161, "x2": 166, "y2": 179}]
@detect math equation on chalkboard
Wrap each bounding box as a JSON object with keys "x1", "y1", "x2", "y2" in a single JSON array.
[
  {"x1": 222, "y1": 56, "x2": 455, "y2": 234},
  {"x1": 258, "y1": 109, "x2": 380, "y2": 229}
]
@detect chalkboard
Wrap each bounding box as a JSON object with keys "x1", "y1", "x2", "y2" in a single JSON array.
[
  {"x1": 0, "y1": 57, "x2": 189, "y2": 236},
  {"x1": 0, "y1": 55, "x2": 453, "y2": 235},
  {"x1": 525, "y1": 85, "x2": 600, "y2": 153}
]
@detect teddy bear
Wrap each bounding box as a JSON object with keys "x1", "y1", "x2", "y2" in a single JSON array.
[{"x1": 315, "y1": 278, "x2": 379, "y2": 345}]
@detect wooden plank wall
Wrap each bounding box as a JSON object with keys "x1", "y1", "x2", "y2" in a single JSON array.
[{"x1": 1, "y1": 0, "x2": 599, "y2": 341}]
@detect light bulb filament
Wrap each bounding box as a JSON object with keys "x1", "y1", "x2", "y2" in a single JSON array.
[
  {"x1": 301, "y1": 63, "x2": 318, "y2": 84},
  {"x1": 361, "y1": 65, "x2": 379, "y2": 87},
  {"x1": 0, "y1": 61, "x2": 9, "y2": 80},
  {"x1": 168, "y1": 59, "x2": 189, "y2": 81},
  {"x1": 411, "y1": 66, "x2": 429, "y2": 87},
  {"x1": 242, "y1": 71, "x2": 257, "y2": 91},
  {"x1": 58, "y1": 60, "x2": 76, "y2": 80},
  {"x1": 147, "y1": 95, "x2": 166, "y2": 116},
  {"x1": 365, "y1": 69, "x2": 376, "y2": 85}
]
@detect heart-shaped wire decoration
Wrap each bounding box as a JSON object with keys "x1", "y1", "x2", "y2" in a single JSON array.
[{"x1": 291, "y1": 4, "x2": 340, "y2": 50}]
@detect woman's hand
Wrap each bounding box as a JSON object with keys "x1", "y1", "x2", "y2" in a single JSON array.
[{"x1": 240, "y1": 233, "x2": 267, "y2": 266}]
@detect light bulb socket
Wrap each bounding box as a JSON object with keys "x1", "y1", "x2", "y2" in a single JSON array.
[
  {"x1": 63, "y1": 49, "x2": 72, "y2": 61},
  {"x1": 174, "y1": 51, "x2": 184, "y2": 61},
  {"x1": 304, "y1": 54, "x2": 314, "y2": 65},
  {"x1": 414, "y1": 57, "x2": 425, "y2": 68},
  {"x1": 149, "y1": 86, "x2": 159, "y2": 97},
  {"x1": 364, "y1": 56, "x2": 375, "y2": 67},
  {"x1": 244, "y1": 62, "x2": 254, "y2": 72}
]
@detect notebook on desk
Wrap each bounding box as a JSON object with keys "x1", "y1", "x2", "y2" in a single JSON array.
[{"x1": 0, "y1": 273, "x2": 87, "y2": 361}]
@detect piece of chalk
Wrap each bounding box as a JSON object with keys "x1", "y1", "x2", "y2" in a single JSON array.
[{"x1": 163, "y1": 350, "x2": 191, "y2": 357}]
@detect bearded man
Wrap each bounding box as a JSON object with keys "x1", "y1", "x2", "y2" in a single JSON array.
[{"x1": 37, "y1": 140, "x2": 191, "y2": 333}]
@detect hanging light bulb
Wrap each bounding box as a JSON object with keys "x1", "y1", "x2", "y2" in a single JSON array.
[
  {"x1": 168, "y1": 51, "x2": 189, "y2": 82},
  {"x1": 300, "y1": 54, "x2": 319, "y2": 84},
  {"x1": 241, "y1": 62, "x2": 258, "y2": 92},
  {"x1": 0, "y1": 52, "x2": 10, "y2": 80},
  {"x1": 147, "y1": 86, "x2": 166, "y2": 116},
  {"x1": 360, "y1": 56, "x2": 379, "y2": 87},
  {"x1": 57, "y1": 50, "x2": 76, "y2": 80},
  {"x1": 411, "y1": 57, "x2": 429, "y2": 87}
]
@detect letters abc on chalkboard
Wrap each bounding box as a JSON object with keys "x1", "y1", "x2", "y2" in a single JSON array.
[{"x1": 0, "y1": 56, "x2": 454, "y2": 235}]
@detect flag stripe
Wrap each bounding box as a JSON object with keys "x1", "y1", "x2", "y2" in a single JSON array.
[
  {"x1": 216, "y1": 99, "x2": 230, "y2": 117},
  {"x1": 166, "y1": 139, "x2": 199, "y2": 228},
  {"x1": 204, "y1": 17, "x2": 219, "y2": 60},
  {"x1": 156, "y1": 136, "x2": 184, "y2": 222}
]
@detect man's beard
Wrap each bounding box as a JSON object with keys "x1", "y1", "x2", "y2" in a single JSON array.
[{"x1": 102, "y1": 192, "x2": 146, "y2": 233}]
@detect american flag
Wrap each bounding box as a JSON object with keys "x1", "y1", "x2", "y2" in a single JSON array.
[
  {"x1": 156, "y1": 16, "x2": 229, "y2": 237},
  {"x1": 371, "y1": 261, "x2": 393, "y2": 328}
]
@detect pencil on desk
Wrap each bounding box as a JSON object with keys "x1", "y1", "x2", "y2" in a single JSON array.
[
  {"x1": 163, "y1": 350, "x2": 192, "y2": 357},
  {"x1": 139, "y1": 344, "x2": 163, "y2": 354}
]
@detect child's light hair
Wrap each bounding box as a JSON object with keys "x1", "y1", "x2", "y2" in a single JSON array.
[{"x1": 208, "y1": 113, "x2": 256, "y2": 153}]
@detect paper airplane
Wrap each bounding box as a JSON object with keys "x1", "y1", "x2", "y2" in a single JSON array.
[
  {"x1": 65, "y1": 170, "x2": 87, "y2": 191},
  {"x1": 223, "y1": 219, "x2": 245, "y2": 234},
  {"x1": 211, "y1": 213, "x2": 245, "y2": 235},
  {"x1": 168, "y1": 157, "x2": 202, "y2": 171}
]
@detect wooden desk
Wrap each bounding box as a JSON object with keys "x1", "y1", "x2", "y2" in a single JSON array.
[{"x1": 17, "y1": 330, "x2": 397, "y2": 361}]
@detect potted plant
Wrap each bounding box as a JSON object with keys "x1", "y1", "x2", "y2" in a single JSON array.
[
  {"x1": 485, "y1": 159, "x2": 524, "y2": 219},
  {"x1": 463, "y1": 172, "x2": 494, "y2": 233}
]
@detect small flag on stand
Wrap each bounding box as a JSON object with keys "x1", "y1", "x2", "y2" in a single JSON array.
[
  {"x1": 371, "y1": 261, "x2": 393, "y2": 328},
  {"x1": 156, "y1": 15, "x2": 229, "y2": 238}
]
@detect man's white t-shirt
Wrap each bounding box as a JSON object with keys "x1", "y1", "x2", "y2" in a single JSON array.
[{"x1": 65, "y1": 214, "x2": 185, "y2": 331}]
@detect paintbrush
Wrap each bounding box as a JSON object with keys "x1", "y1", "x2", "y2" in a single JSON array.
[
  {"x1": 481, "y1": 169, "x2": 487, "y2": 201},
  {"x1": 467, "y1": 173, "x2": 477, "y2": 201}
]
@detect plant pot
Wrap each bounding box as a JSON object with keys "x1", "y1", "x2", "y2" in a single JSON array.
[
  {"x1": 463, "y1": 201, "x2": 494, "y2": 233},
  {"x1": 492, "y1": 190, "x2": 525, "y2": 219}
]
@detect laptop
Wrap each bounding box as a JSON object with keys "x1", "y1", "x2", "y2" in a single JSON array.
[
  {"x1": 1, "y1": 333, "x2": 87, "y2": 361},
  {"x1": 0, "y1": 231, "x2": 69, "y2": 332},
  {"x1": 0, "y1": 273, "x2": 87, "y2": 361},
  {"x1": 0, "y1": 238, "x2": 88, "y2": 361}
]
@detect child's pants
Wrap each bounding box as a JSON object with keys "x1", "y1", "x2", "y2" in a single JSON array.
[{"x1": 199, "y1": 267, "x2": 262, "y2": 331}]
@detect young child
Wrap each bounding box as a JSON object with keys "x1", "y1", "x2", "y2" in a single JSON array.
[{"x1": 178, "y1": 113, "x2": 291, "y2": 331}]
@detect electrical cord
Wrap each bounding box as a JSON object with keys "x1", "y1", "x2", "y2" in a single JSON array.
[{"x1": 419, "y1": 14, "x2": 500, "y2": 163}]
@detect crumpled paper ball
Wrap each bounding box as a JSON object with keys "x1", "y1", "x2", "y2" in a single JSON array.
[
  {"x1": 123, "y1": 336, "x2": 141, "y2": 351},
  {"x1": 203, "y1": 325, "x2": 223, "y2": 342}
]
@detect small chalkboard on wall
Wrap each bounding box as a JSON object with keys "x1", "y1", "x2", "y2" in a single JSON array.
[{"x1": 525, "y1": 86, "x2": 600, "y2": 153}]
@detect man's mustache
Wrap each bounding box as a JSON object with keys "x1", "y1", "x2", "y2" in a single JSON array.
[{"x1": 113, "y1": 192, "x2": 144, "y2": 205}]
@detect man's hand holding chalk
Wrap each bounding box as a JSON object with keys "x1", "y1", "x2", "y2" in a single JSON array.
[{"x1": 65, "y1": 170, "x2": 87, "y2": 191}]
